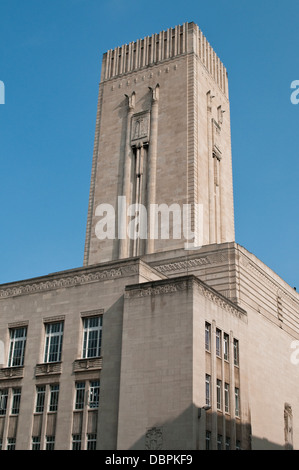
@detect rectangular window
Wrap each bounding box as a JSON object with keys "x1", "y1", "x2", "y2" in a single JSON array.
[
  {"x1": 205, "y1": 374, "x2": 211, "y2": 407},
  {"x1": 234, "y1": 339, "x2": 239, "y2": 366},
  {"x1": 35, "y1": 386, "x2": 46, "y2": 413},
  {"x1": 49, "y1": 384, "x2": 59, "y2": 412},
  {"x1": 32, "y1": 437, "x2": 41, "y2": 450},
  {"x1": 11, "y1": 388, "x2": 21, "y2": 415},
  {"x1": 235, "y1": 387, "x2": 240, "y2": 417},
  {"x1": 7, "y1": 438, "x2": 16, "y2": 451},
  {"x1": 216, "y1": 379, "x2": 222, "y2": 411},
  {"x1": 236, "y1": 440, "x2": 241, "y2": 450},
  {"x1": 82, "y1": 316, "x2": 102, "y2": 359},
  {"x1": 46, "y1": 436, "x2": 55, "y2": 451},
  {"x1": 0, "y1": 389, "x2": 8, "y2": 416},
  {"x1": 224, "y1": 383, "x2": 230, "y2": 413},
  {"x1": 224, "y1": 333, "x2": 229, "y2": 361},
  {"x1": 87, "y1": 433, "x2": 97, "y2": 450},
  {"x1": 205, "y1": 322, "x2": 211, "y2": 352},
  {"x1": 72, "y1": 434, "x2": 81, "y2": 451},
  {"x1": 75, "y1": 382, "x2": 85, "y2": 410},
  {"x1": 89, "y1": 381, "x2": 100, "y2": 409},
  {"x1": 44, "y1": 322, "x2": 64, "y2": 363},
  {"x1": 205, "y1": 431, "x2": 211, "y2": 450},
  {"x1": 0, "y1": 438, "x2": 2, "y2": 451},
  {"x1": 216, "y1": 328, "x2": 222, "y2": 357},
  {"x1": 217, "y1": 434, "x2": 223, "y2": 451},
  {"x1": 226, "y1": 437, "x2": 231, "y2": 450},
  {"x1": 8, "y1": 327, "x2": 27, "y2": 367}
]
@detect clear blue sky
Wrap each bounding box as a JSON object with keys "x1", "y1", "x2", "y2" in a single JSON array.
[{"x1": 0, "y1": 0, "x2": 298, "y2": 288}]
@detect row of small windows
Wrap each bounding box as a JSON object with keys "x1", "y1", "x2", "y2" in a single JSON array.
[
  {"x1": 31, "y1": 436, "x2": 56, "y2": 451},
  {"x1": 6, "y1": 316, "x2": 102, "y2": 368},
  {"x1": 205, "y1": 375, "x2": 240, "y2": 417},
  {"x1": 0, "y1": 434, "x2": 97, "y2": 451},
  {"x1": 205, "y1": 323, "x2": 239, "y2": 365},
  {"x1": 205, "y1": 432, "x2": 241, "y2": 451},
  {"x1": 0, "y1": 381, "x2": 100, "y2": 417}
]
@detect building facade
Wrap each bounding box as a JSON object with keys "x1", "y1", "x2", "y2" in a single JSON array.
[{"x1": 0, "y1": 22, "x2": 298, "y2": 451}]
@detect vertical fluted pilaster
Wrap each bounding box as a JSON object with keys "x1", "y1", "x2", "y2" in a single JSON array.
[
  {"x1": 119, "y1": 92, "x2": 135, "y2": 259},
  {"x1": 146, "y1": 84, "x2": 159, "y2": 254}
]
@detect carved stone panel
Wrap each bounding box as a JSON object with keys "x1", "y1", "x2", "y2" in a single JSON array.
[
  {"x1": 131, "y1": 111, "x2": 150, "y2": 146},
  {"x1": 145, "y1": 427, "x2": 163, "y2": 450},
  {"x1": 284, "y1": 403, "x2": 293, "y2": 450}
]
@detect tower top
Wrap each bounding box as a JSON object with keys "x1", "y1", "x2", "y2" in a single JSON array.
[{"x1": 101, "y1": 22, "x2": 228, "y2": 97}]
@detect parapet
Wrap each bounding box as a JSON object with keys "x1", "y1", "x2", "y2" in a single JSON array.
[{"x1": 100, "y1": 22, "x2": 228, "y2": 96}]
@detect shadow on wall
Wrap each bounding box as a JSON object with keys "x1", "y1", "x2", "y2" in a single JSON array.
[{"x1": 123, "y1": 404, "x2": 288, "y2": 451}]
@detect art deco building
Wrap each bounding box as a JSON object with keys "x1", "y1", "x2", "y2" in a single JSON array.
[{"x1": 0, "y1": 22, "x2": 298, "y2": 451}]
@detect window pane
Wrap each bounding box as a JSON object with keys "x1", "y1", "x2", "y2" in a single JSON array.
[
  {"x1": 46, "y1": 436, "x2": 55, "y2": 451},
  {"x1": 35, "y1": 386, "x2": 46, "y2": 413},
  {"x1": 216, "y1": 329, "x2": 222, "y2": 357},
  {"x1": 32, "y1": 437, "x2": 41, "y2": 450},
  {"x1": 225, "y1": 383, "x2": 230, "y2": 413},
  {"x1": 44, "y1": 322, "x2": 64, "y2": 363},
  {"x1": 49, "y1": 385, "x2": 59, "y2": 412},
  {"x1": 72, "y1": 435, "x2": 81, "y2": 451},
  {"x1": 217, "y1": 380, "x2": 222, "y2": 411},
  {"x1": 11, "y1": 388, "x2": 21, "y2": 415},
  {"x1": 75, "y1": 382, "x2": 85, "y2": 410},
  {"x1": 224, "y1": 333, "x2": 229, "y2": 361},
  {"x1": 205, "y1": 375, "x2": 211, "y2": 406},
  {"x1": 7, "y1": 438, "x2": 16, "y2": 451},
  {"x1": 89, "y1": 381, "x2": 100, "y2": 409},
  {"x1": 205, "y1": 323, "x2": 211, "y2": 351},
  {"x1": 0, "y1": 389, "x2": 8, "y2": 416},
  {"x1": 206, "y1": 431, "x2": 211, "y2": 450},
  {"x1": 235, "y1": 388, "x2": 240, "y2": 417},
  {"x1": 234, "y1": 339, "x2": 239, "y2": 366},
  {"x1": 87, "y1": 433, "x2": 97, "y2": 450},
  {"x1": 8, "y1": 327, "x2": 27, "y2": 367},
  {"x1": 82, "y1": 317, "x2": 102, "y2": 359}
]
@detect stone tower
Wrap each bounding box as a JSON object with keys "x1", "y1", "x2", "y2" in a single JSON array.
[{"x1": 84, "y1": 21, "x2": 235, "y2": 265}]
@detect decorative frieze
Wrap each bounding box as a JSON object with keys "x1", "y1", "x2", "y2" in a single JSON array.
[
  {"x1": 153, "y1": 251, "x2": 227, "y2": 274},
  {"x1": 125, "y1": 280, "x2": 189, "y2": 299},
  {"x1": 0, "y1": 264, "x2": 139, "y2": 299}
]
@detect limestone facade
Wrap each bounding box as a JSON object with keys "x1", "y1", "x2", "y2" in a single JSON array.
[{"x1": 0, "y1": 23, "x2": 298, "y2": 451}]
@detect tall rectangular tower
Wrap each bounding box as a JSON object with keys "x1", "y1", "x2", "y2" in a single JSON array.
[{"x1": 84, "y1": 22, "x2": 235, "y2": 265}]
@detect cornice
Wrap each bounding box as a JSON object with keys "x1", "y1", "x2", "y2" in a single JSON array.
[
  {"x1": 125, "y1": 275, "x2": 247, "y2": 319},
  {"x1": 0, "y1": 262, "x2": 139, "y2": 300}
]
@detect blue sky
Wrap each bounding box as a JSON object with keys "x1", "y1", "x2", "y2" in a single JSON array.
[{"x1": 0, "y1": 0, "x2": 298, "y2": 288}]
